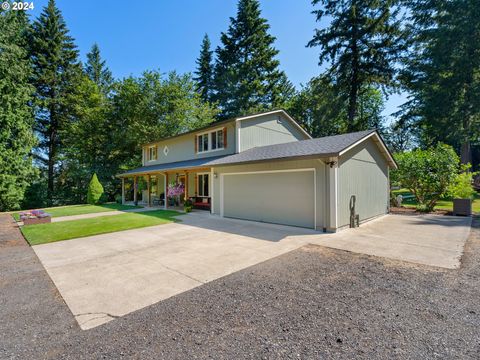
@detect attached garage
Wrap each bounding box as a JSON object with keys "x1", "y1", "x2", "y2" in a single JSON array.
[
  {"x1": 221, "y1": 169, "x2": 315, "y2": 228},
  {"x1": 210, "y1": 130, "x2": 397, "y2": 233}
]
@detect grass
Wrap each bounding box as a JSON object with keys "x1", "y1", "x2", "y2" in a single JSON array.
[
  {"x1": 392, "y1": 188, "x2": 480, "y2": 214},
  {"x1": 12, "y1": 203, "x2": 142, "y2": 221},
  {"x1": 21, "y1": 210, "x2": 180, "y2": 246}
]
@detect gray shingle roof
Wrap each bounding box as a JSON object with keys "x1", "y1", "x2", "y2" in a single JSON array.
[
  {"x1": 118, "y1": 129, "x2": 394, "y2": 177},
  {"x1": 208, "y1": 130, "x2": 377, "y2": 166},
  {"x1": 117, "y1": 155, "x2": 227, "y2": 177}
]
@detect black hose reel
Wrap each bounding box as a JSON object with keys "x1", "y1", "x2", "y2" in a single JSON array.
[{"x1": 349, "y1": 195, "x2": 360, "y2": 228}]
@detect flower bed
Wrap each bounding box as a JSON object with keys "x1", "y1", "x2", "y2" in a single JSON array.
[{"x1": 19, "y1": 210, "x2": 52, "y2": 226}]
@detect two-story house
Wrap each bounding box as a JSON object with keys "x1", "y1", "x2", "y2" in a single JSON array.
[{"x1": 117, "y1": 109, "x2": 397, "y2": 232}]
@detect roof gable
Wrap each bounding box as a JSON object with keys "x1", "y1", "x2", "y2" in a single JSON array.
[{"x1": 142, "y1": 109, "x2": 311, "y2": 147}]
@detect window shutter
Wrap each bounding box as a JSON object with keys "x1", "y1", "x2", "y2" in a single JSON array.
[
  {"x1": 223, "y1": 127, "x2": 227, "y2": 147},
  {"x1": 194, "y1": 136, "x2": 198, "y2": 153}
]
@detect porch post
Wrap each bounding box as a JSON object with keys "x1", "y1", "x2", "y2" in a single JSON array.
[
  {"x1": 121, "y1": 178, "x2": 125, "y2": 205},
  {"x1": 133, "y1": 176, "x2": 137, "y2": 205},
  {"x1": 210, "y1": 168, "x2": 214, "y2": 214},
  {"x1": 328, "y1": 158, "x2": 338, "y2": 231},
  {"x1": 165, "y1": 173, "x2": 169, "y2": 209},
  {"x1": 147, "y1": 174, "x2": 151, "y2": 207},
  {"x1": 185, "y1": 171, "x2": 189, "y2": 201}
]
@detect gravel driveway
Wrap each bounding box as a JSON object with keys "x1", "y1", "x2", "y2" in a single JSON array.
[{"x1": 1, "y1": 214, "x2": 479, "y2": 359}]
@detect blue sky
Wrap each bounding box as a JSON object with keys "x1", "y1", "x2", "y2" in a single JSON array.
[{"x1": 29, "y1": 0, "x2": 406, "y2": 122}]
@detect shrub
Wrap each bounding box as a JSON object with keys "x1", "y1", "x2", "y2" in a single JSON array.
[
  {"x1": 86, "y1": 173, "x2": 104, "y2": 205},
  {"x1": 448, "y1": 170, "x2": 476, "y2": 199},
  {"x1": 393, "y1": 144, "x2": 460, "y2": 212}
]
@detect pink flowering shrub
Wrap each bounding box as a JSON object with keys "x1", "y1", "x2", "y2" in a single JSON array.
[{"x1": 167, "y1": 183, "x2": 185, "y2": 197}]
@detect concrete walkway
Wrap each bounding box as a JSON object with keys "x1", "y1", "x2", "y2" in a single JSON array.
[
  {"x1": 32, "y1": 212, "x2": 471, "y2": 330},
  {"x1": 51, "y1": 206, "x2": 164, "y2": 223},
  {"x1": 316, "y1": 214, "x2": 472, "y2": 269}
]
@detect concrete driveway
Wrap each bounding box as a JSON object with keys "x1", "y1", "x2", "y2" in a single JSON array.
[{"x1": 32, "y1": 212, "x2": 471, "y2": 330}]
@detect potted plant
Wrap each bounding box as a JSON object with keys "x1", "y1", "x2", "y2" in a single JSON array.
[
  {"x1": 449, "y1": 170, "x2": 476, "y2": 216},
  {"x1": 184, "y1": 199, "x2": 193, "y2": 213}
]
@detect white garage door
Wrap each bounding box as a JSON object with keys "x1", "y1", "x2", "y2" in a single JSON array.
[{"x1": 221, "y1": 170, "x2": 315, "y2": 228}]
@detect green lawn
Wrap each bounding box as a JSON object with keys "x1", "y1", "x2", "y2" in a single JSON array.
[
  {"x1": 21, "y1": 210, "x2": 180, "y2": 246},
  {"x1": 12, "y1": 203, "x2": 142, "y2": 221},
  {"x1": 392, "y1": 188, "x2": 480, "y2": 213}
]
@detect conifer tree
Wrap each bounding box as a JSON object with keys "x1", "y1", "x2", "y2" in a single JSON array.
[
  {"x1": 213, "y1": 0, "x2": 294, "y2": 118},
  {"x1": 29, "y1": 0, "x2": 82, "y2": 204},
  {"x1": 193, "y1": 34, "x2": 214, "y2": 102},
  {"x1": 0, "y1": 8, "x2": 36, "y2": 211},
  {"x1": 308, "y1": 0, "x2": 405, "y2": 131},
  {"x1": 402, "y1": 0, "x2": 480, "y2": 165},
  {"x1": 85, "y1": 43, "x2": 113, "y2": 94},
  {"x1": 86, "y1": 173, "x2": 104, "y2": 204}
]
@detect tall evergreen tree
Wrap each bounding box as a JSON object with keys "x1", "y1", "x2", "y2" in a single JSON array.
[
  {"x1": 29, "y1": 0, "x2": 82, "y2": 204},
  {"x1": 288, "y1": 75, "x2": 385, "y2": 138},
  {"x1": 85, "y1": 43, "x2": 113, "y2": 94},
  {"x1": 308, "y1": 0, "x2": 405, "y2": 131},
  {"x1": 213, "y1": 0, "x2": 294, "y2": 118},
  {"x1": 0, "y1": 8, "x2": 36, "y2": 211},
  {"x1": 193, "y1": 34, "x2": 214, "y2": 102},
  {"x1": 287, "y1": 76, "x2": 347, "y2": 138},
  {"x1": 402, "y1": 0, "x2": 480, "y2": 165}
]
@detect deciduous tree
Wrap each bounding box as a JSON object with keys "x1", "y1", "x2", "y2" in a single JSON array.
[{"x1": 392, "y1": 144, "x2": 460, "y2": 212}]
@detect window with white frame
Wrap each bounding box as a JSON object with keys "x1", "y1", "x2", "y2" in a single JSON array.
[
  {"x1": 211, "y1": 129, "x2": 224, "y2": 150},
  {"x1": 148, "y1": 146, "x2": 157, "y2": 161},
  {"x1": 197, "y1": 133, "x2": 209, "y2": 152},
  {"x1": 197, "y1": 129, "x2": 225, "y2": 153},
  {"x1": 197, "y1": 173, "x2": 209, "y2": 197}
]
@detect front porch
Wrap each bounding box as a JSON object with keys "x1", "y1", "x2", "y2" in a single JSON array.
[{"x1": 120, "y1": 167, "x2": 213, "y2": 212}]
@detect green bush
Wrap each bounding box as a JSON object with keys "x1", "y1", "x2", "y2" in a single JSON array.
[
  {"x1": 392, "y1": 144, "x2": 460, "y2": 212},
  {"x1": 448, "y1": 171, "x2": 476, "y2": 199},
  {"x1": 86, "y1": 173, "x2": 104, "y2": 205}
]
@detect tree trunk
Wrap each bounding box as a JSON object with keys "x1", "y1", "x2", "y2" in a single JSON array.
[
  {"x1": 347, "y1": 79, "x2": 358, "y2": 132},
  {"x1": 47, "y1": 137, "x2": 55, "y2": 206},
  {"x1": 460, "y1": 139, "x2": 471, "y2": 166},
  {"x1": 460, "y1": 111, "x2": 473, "y2": 164},
  {"x1": 347, "y1": 12, "x2": 359, "y2": 132},
  {"x1": 47, "y1": 96, "x2": 57, "y2": 206}
]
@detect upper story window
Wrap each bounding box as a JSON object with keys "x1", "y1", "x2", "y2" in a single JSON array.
[
  {"x1": 211, "y1": 129, "x2": 224, "y2": 150},
  {"x1": 198, "y1": 133, "x2": 209, "y2": 153},
  {"x1": 148, "y1": 145, "x2": 157, "y2": 161},
  {"x1": 196, "y1": 127, "x2": 226, "y2": 153}
]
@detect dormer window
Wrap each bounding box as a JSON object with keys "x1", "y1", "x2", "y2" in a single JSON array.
[
  {"x1": 196, "y1": 127, "x2": 226, "y2": 153},
  {"x1": 148, "y1": 145, "x2": 157, "y2": 161}
]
